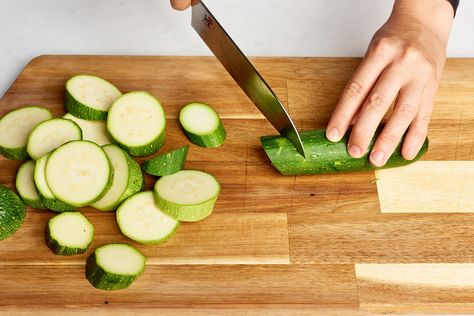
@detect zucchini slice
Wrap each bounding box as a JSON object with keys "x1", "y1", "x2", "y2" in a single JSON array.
[
  {"x1": 65, "y1": 75, "x2": 122, "y2": 121},
  {"x1": 142, "y1": 145, "x2": 189, "y2": 176},
  {"x1": 45, "y1": 141, "x2": 112, "y2": 207},
  {"x1": 27, "y1": 118, "x2": 83, "y2": 160},
  {"x1": 86, "y1": 243, "x2": 146, "y2": 291},
  {"x1": 260, "y1": 127, "x2": 429, "y2": 175},
  {"x1": 0, "y1": 106, "x2": 53, "y2": 160},
  {"x1": 154, "y1": 170, "x2": 220, "y2": 222},
  {"x1": 116, "y1": 191, "x2": 179, "y2": 245},
  {"x1": 91, "y1": 144, "x2": 144, "y2": 211},
  {"x1": 46, "y1": 212, "x2": 94, "y2": 256},
  {"x1": 63, "y1": 113, "x2": 112, "y2": 146},
  {"x1": 34, "y1": 153, "x2": 76, "y2": 212},
  {"x1": 179, "y1": 102, "x2": 226, "y2": 148},
  {"x1": 15, "y1": 160, "x2": 44, "y2": 209},
  {"x1": 0, "y1": 185, "x2": 26, "y2": 241},
  {"x1": 107, "y1": 91, "x2": 166, "y2": 157}
]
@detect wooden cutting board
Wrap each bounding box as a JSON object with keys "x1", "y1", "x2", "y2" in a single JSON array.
[{"x1": 1, "y1": 55, "x2": 474, "y2": 315}]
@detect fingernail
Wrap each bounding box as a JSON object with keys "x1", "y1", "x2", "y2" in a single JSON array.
[
  {"x1": 371, "y1": 150, "x2": 385, "y2": 166},
  {"x1": 406, "y1": 146, "x2": 417, "y2": 160},
  {"x1": 327, "y1": 127, "x2": 340, "y2": 142},
  {"x1": 348, "y1": 145, "x2": 361, "y2": 158}
]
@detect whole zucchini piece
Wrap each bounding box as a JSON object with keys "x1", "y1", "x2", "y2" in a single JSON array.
[{"x1": 260, "y1": 127, "x2": 429, "y2": 175}]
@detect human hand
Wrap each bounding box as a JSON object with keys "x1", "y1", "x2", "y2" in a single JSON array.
[
  {"x1": 326, "y1": 0, "x2": 454, "y2": 166},
  {"x1": 170, "y1": 0, "x2": 192, "y2": 11}
]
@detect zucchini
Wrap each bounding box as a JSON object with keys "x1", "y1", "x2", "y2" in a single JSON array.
[
  {"x1": 0, "y1": 106, "x2": 53, "y2": 160},
  {"x1": 85, "y1": 243, "x2": 146, "y2": 291},
  {"x1": 260, "y1": 127, "x2": 429, "y2": 175},
  {"x1": 45, "y1": 141, "x2": 112, "y2": 207},
  {"x1": 179, "y1": 102, "x2": 226, "y2": 148},
  {"x1": 154, "y1": 170, "x2": 220, "y2": 222},
  {"x1": 142, "y1": 145, "x2": 189, "y2": 176},
  {"x1": 116, "y1": 191, "x2": 179, "y2": 245},
  {"x1": 107, "y1": 92, "x2": 166, "y2": 157},
  {"x1": 26, "y1": 118, "x2": 83, "y2": 160},
  {"x1": 63, "y1": 113, "x2": 112, "y2": 146},
  {"x1": 15, "y1": 160, "x2": 44, "y2": 209},
  {"x1": 65, "y1": 75, "x2": 122, "y2": 121},
  {"x1": 0, "y1": 185, "x2": 26, "y2": 241},
  {"x1": 46, "y1": 212, "x2": 94, "y2": 256},
  {"x1": 91, "y1": 144, "x2": 144, "y2": 211},
  {"x1": 34, "y1": 153, "x2": 76, "y2": 212}
]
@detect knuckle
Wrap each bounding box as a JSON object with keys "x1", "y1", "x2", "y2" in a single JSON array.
[
  {"x1": 369, "y1": 37, "x2": 397, "y2": 56},
  {"x1": 352, "y1": 125, "x2": 370, "y2": 138},
  {"x1": 397, "y1": 102, "x2": 417, "y2": 119},
  {"x1": 379, "y1": 132, "x2": 398, "y2": 145},
  {"x1": 400, "y1": 45, "x2": 423, "y2": 63},
  {"x1": 344, "y1": 80, "x2": 364, "y2": 99},
  {"x1": 365, "y1": 92, "x2": 388, "y2": 112},
  {"x1": 415, "y1": 111, "x2": 432, "y2": 125}
]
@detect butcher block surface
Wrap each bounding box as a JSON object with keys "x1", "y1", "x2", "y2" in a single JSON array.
[{"x1": 1, "y1": 55, "x2": 474, "y2": 315}]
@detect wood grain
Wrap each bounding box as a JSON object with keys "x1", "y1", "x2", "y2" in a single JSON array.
[
  {"x1": 376, "y1": 161, "x2": 474, "y2": 213},
  {"x1": 357, "y1": 264, "x2": 474, "y2": 314},
  {"x1": 1, "y1": 55, "x2": 474, "y2": 314}
]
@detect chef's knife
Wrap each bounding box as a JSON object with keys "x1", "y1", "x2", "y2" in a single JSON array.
[{"x1": 191, "y1": 0, "x2": 306, "y2": 157}]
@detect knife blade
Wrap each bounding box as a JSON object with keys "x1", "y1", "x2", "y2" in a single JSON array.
[{"x1": 191, "y1": 0, "x2": 306, "y2": 157}]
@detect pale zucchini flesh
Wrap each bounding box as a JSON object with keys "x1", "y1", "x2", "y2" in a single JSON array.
[
  {"x1": 116, "y1": 191, "x2": 179, "y2": 245},
  {"x1": 34, "y1": 154, "x2": 76, "y2": 212},
  {"x1": 92, "y1": 144, "x2": 143, "y2": 211},
  {"x1": 27, "y1": 118, "x2": 83, "y2": 160},
  {"x1": 0, "y1": 185, "x2": 26, "y2": 241},
  {"x1": 45, "y1": 141, "x2": 112, "y2": 207},
  {"x1": 179, "y1": 103, "x2": 226, "y2": 148},
  {"x1": 65, "y1": 75, "x2": 122, "y2": 121},
  {"x1": 15, "y1": 160, "x2": 44, "y2": 209},
  {"x1": 154, "y1": 170, "x2": 220, "y2": 222},
  {"x1": 85, "y1": 243, "x2": 146, "y2": 291},
  {"x1": 0, "y1": 106, "x2": 53, "y2": 160},
  {"x1": 63, "y1": 113, "x2": 112, "y2": 146},
  {"x1": 107, "y1": 91, "x2": 166, "y2": 157},
  {"x1": 46, "y1": 212, "x2": 94, "y2": 256}
]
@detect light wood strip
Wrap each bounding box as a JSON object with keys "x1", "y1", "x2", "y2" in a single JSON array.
[
  {"x1": 0, "y1": 210, "x2": 290, "y2": 265},
  {"x1": 376, "y1": 161, "x2": 474, "y2": 213},
  {"x1": 289, "y1": 212, "x2": 474, "y2": 264},
  {"x1": 357, "y1": 264, "x2": 474, "y2": 314}
]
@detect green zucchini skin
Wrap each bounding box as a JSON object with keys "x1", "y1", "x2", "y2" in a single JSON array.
[
  {"x1": 112, "y1": 131, "x2": 165, "y2": 157},
  {"x1": 143, "y1": 145, "x2": 189, "y2": 176},
  {"x1": 260, "y1": 127, "x2": 429, "y2": 176},
  {"x1": 154, "y1": 195, "x2": 218, "y2": 222},
  {"x1": 65, "y1": 89, "x2": 107, "y2": 121},
  {"x1": 46, "y1": 213, "x2": 94, "y2": 256},
  {"x1": 39, "y1": 193, "x2": 76, "y2": 213},
  {"x1": 0, "y1": 147, "x2": 29, "y2": 161},
  {"x1": 0, "y1": 185, "x2": 26, "y2": 241},
  {"x1": 85, "y1": 244, "x2": 145, "y2": 291},
  {"x1": 182, "y1": 121, "x2": 226, "y2": 148}
]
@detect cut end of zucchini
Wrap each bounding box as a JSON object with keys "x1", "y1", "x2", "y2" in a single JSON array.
[
  {"x1": 16, "y1": 160, "x2": 44, "y2": 209},
  {"x1": 45, "y1": 141, "x2": 112, "y2": 207},
  {"x1": 27, "y1": 118, "x2": 83, "y2": 160},
  {"x1": 86, "y1": 243, "x2": 146, "y2": 291},
  {"x1": 63, "y1": 113, "x2": 112, "y2": 146},
  {"x1": 65, "y1": 75, "x2": 122, "y2": 121},
  {"x1": 0, "y1": 185, "x2": 26, "y2": 241},
  {"x1": 117, "y1": 191, "x2": 179, "y2": 245},
  {"x1": 154, "y1": 170, "x2": 220, "y2": 222},
  {"x1": 142, "y1": 145, "x2": 189, "y2": 177},
  {"x1": 260, "y1": 127, "x2": 430, "y2": 175},
  {"x1": 92, "y1": 144, "x2": 143, "y2": 211},
  {"x1": 0, "y1": 106, "x2": 53, "y2": 160},
  {"x1": 179, "y1": 103, "x2": 226, "y2": 148},
  {"x1": 47, "y1": 212, "x2": 94, "y2": 256}
]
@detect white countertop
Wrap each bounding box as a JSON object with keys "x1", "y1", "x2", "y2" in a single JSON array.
[{"x1": 1, "y1": 0, "x2": 473, "y2": 97}]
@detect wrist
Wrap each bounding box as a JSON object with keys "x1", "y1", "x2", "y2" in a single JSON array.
[{"x1": 392, "y1": 0, "x2": 453, "y2": 42}]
